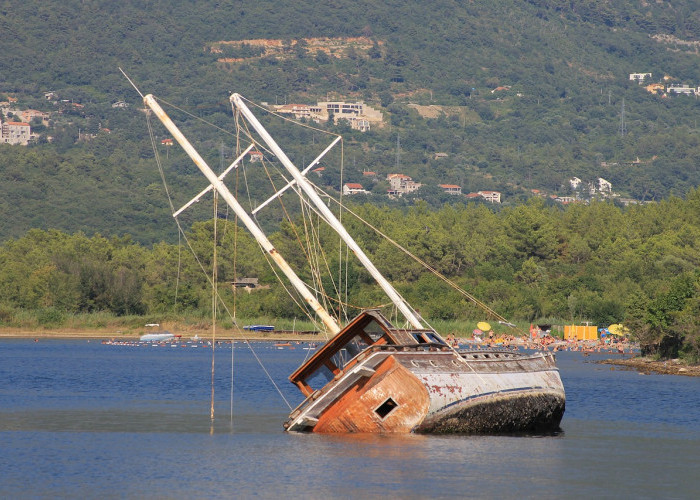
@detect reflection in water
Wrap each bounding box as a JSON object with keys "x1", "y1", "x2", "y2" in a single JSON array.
[{"x1": 0, "y1": 409, "x2": 285, "y2": 434}]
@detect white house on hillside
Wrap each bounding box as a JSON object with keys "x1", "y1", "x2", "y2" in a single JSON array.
[
  {"x1": 438, "y1": 184, "x2": 462, "y2": 195},
  {"x1": 343, "y1": 183, "x2": 370, "y2": 195},
  {"x1": 478, "y1": 191, "x2": 501, "y2": 203},
  {"x1": 387, "y1": 173, "x2": 421, "y2": 195},
  {"x1": 629, "y1": 73, "x2": 652, "y2": 84},
  {"x1": 0, "y1": 121, "x2": 31, "y2": 145},
  {"x1": 597, "y1": 177, "x2": 612, "y2": 194}
]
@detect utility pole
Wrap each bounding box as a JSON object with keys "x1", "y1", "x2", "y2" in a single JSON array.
[
  {"x1": 395, "y1": 134, "x2": 400, "y2": 170},
  {"x1": 619, "y1": 98, "x2": 626, "y2": 137}
]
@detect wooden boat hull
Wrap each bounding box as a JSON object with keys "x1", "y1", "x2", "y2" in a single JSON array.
[{"x1": 285, "y1": 348, "x2": 565, "y2": 434}]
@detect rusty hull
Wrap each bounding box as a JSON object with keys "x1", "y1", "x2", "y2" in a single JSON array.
[
  {"x1": 285, "y1": 347, "x2": 564, "y2": 434},
  {"x1": 313, "y1": 356, "x2": 430, "y2": 433},
  {"x1": 284, "y1": 310, "x2": 564, "y2": 434}
]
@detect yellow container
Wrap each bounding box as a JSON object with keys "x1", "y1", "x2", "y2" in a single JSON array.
[{"x1": 564, "y1": 325, "x2": 598, "y2": 341}]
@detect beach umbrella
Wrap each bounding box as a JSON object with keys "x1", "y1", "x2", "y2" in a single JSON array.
[
  {"x1": 477, "y1": 321, "x2": 491, "y2": 331},
  {"x1": 608, "y1": 324, "x2": 628, "y2": 336}
]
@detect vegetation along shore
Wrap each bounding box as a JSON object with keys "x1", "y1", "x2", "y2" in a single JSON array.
[
  {"x1": 3, "y1": 0, "x2": 700, "y2": 374},
  {"x1": 2, "y1": 193, "x2": 700, "y2": 368}
]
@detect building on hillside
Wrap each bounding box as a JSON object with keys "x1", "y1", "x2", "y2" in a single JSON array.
[
  {"x1": 570, "y1": 177, "x2": 582, "y2": 190},
  {"x1": 438, "y1": 184, "x2": 462, "y2": 195},
  {"x1": 597, "y1": 177, "x2": 612, "y2": 194},
  {"x1": 667, "y1": 84, "x2": 695, "y2": 95},
  {"x1": 629, "y1": 73, "x2": 652, "y2": 83},
  {"x1": 362, "y1": 171, "x2": 378, "y2": 182},
  {"x1": 477, "y1": 190, "x2": 501, "y2": 203},
  {"x1": 343, "y1": 183, "x2": 370, "y2": 195},
  {"x1": 433, "y1": 152, "x2": 449, "y2": 160},
  {"x1": 276, "y1": 100, "x2": 383, "y2": 132},
  {"x1": 231, "y1": 277, "x2": 260, "y2": 293},
  {"x1": 275, "y1": 104, "x2": 312, "y2": 120},
  {"x1": 161, "y1": 138, "x2": 173, "y2": 146},
  {"x1": 112, "y1": 101, "x2": 129, "y2": 108},
  {"x1": 318, "y1": 101, "x2": 382, "y2": 131},
  {"x1": 0, "y1": 121, "x2": 31, "y2": 145},
  {"x1": 349, "y1": 117, "x2": 371, "y2": 132},
  {"x1": 249, "y1": 150, "x2": 264, "y2": 163},
  {"x1": 387, "y1": 173, "x2": 421, "y2": 195}
]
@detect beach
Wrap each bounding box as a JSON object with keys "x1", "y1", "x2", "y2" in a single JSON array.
[{"x1": 4, "y1": 327, "x2": 697, "y2": 377}]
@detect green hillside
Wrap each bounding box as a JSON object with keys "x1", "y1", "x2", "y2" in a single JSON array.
[
  {"x1": 3, "y1": 1, "x2": 700, "y2": 360},
  {"x1": 2, "y1": 0, "x2": 700, "y2": 241}
]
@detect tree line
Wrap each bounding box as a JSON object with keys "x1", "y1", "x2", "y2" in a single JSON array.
[{"x1": 1, "y1": 193, "x2": 699, "y2": 362}]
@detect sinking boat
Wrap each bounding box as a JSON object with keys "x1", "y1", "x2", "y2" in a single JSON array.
[
  {"x1": 142, "y1": 90, "x2": 565, "y2": 434},
  {"x1": 285, "y1": 310, "x2": 563, "y2": 433}
]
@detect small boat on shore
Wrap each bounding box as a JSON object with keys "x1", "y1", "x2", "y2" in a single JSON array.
[
  {"x1": 139, "y1": 332, "x2": 174, "y2": 342},
  {"x1": 244, "y1": 325, "x2": 275, "y2": 332}
]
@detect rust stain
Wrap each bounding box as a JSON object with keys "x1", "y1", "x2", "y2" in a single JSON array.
[{"x1": 314, "y1": 356, "x2": 430, "y2": 433}]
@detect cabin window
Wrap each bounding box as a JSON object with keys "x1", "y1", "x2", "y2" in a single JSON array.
[
  {"x1": 330, "y1": 334, "x2": 370, "y2": 370},
  {"x1": 305, "y1": 365, "x2": 335, "y2": 391},
  {"x1": 425, "y1": 332, "x2": 445, "y2": 345},
  {"x1": 412, "y1": 333, "x2": 428, "y2": 344},
  {"x1": 375, "y1": 398, "x2": 398, "y2": 419},
  {"x1": 362, "y1": 321, "x2": 386, "y2": 342}
]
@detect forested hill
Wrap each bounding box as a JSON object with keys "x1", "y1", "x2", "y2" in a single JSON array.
[{"x1": 3, "y1": 0, "x2": 700, "y2": 242}]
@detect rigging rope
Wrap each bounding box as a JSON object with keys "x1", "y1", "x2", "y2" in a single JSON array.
[
  {"x1": 146, "y1": 99, "x2": 294, "y2": 412},
  {"x1": 231, "y1": 103, "x2": 339, "y2": 336},
  {"x1": 321, "y1": 191, "x2": 525, "y2": 335},
  {"x1": 210, "y1": 191, "x2": 218, "y2": 427}
]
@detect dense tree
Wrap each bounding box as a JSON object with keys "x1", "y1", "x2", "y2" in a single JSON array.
[{"x1": 2, "y1": 194, "x2": 700, "y2": 360}]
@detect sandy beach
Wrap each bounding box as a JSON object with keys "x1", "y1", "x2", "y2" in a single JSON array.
[{"x1": 0, "y1": 327, "x2": 326, "y2": 342}]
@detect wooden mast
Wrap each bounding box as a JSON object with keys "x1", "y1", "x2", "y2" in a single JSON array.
[
  {"x1": 230, "y1": 93, "x2": 425, "y2": 330},
  {"x1": 143, "y1": 94, "x2": 341, "y2": 335}
]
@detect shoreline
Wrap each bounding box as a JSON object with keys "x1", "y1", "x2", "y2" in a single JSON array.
[
  {"x1": 599, "y1": 357, "x2": 700, "y2": 377},
  {"x1": 0, "y1": 328, "x2": 326, "y2": 342},
  {"x1": 5, "y1": 329, "x2": 697, "y2": 377}
]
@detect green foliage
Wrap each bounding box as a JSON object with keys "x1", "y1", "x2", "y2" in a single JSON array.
[
  {"x1": 3, "y1": 1, "x2": 700, "y2": 359},
  {"x1": 37, "y1": 307, "x2": 66, "y2": 327},
  {"x1": 1, "y1": 191, "x2": 699, "y2": 359},
  {"x1": 4, "y1": 1, "x2": 700, "y2": 243}
]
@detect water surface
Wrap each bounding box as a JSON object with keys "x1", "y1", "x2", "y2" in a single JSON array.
[{"x1": 1, "y1": 340, "x2": 698, "y2": 498}]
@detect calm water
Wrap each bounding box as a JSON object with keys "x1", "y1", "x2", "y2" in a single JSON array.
[{"x1": 1, "y1": 340, "x2": 698, "y2": 499}]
